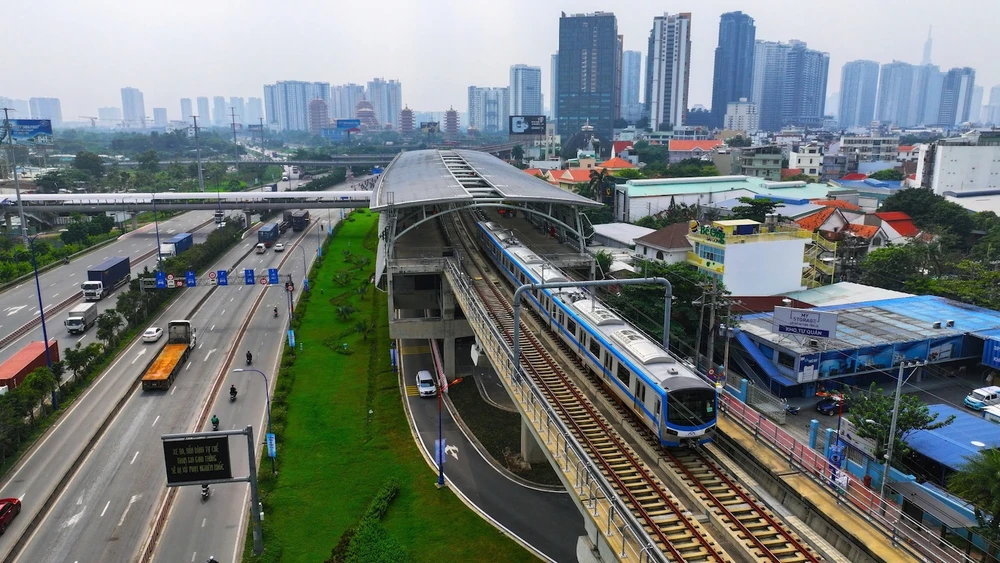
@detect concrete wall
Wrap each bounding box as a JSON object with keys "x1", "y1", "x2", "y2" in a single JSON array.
[{"x1": 931, "y1": 145, "x2": 1000, "y2": 195}]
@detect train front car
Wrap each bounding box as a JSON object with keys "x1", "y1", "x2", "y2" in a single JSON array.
[{"x1": 662, "y1": 379, "x2": 717, "y2": 446}]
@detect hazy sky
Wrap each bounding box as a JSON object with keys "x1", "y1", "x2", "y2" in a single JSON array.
[{"x1": 6, "y1": 0, "x2": 999, "y2": 122}]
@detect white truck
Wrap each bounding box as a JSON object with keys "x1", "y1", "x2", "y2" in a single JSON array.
[{"x1": 64, "y1": 303, "x2": 99, "y2": 334}]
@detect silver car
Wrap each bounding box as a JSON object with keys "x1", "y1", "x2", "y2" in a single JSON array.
[{"x1": 415, "y1": 370, "x2": 436, "y2": 397}]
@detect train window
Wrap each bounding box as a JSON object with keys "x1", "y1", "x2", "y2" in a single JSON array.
[
  {"x1": 635, "y1": 380, "x2": 646, "y2": 404},
  {"x1": 654, "y1": 397, "x2": 661, "y2": 418},
  {"x1": 603, "y1": 351, "x2": 613, "y2": 373},
  {"x1": 616, "y1": 363, "x2": 630, "y2": 385},
  {"x1": 567, "y1": 319, "x2": 577, "y2": 337},
  {"x1": 588, "y1": 336, "x2": 600, "y2": 358},
  {"x1": 667, "y1": 389, "x2": 716, "y2": 427},
  {"x1": 777, "y1": 351, "x2": 795, "y2": 368}
]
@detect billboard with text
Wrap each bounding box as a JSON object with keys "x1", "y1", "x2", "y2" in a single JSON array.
[
  {"x1": 771, "y1": 306, "x2": 838, "y2": 339},
  {"x1": 2, "y1": 119, "x2": 53, "y2": 145},
  {"x1": 509, "y1": 115, "x2": 546, "y2": 135}
]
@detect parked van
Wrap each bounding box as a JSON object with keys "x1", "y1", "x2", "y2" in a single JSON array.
[
  {"x1": 963, "y1": 385, "x2": 1000, "y2": 410},
  {"x1": 255, "y1": 243, "x2": 267, "y2": 254}
]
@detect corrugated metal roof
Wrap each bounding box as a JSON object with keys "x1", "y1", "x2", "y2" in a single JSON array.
[
  {"x1": 624, "y1": 175, "x2": 834, "y2": 200},
  {"x1": 906, "y1": 404, "x2": 1000, "y2": 471},
  {"x1": 592, "y1": 223, "x2": 655, "y2": 245}
]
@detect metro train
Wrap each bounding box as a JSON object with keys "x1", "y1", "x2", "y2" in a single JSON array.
[{"x1": 476, "y1": 221, "x2": 717, "y2": 447}]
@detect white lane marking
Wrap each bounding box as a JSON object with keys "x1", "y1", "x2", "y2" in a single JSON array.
[
  {"x1": 6, "y1": 305, "x2": 26, "y2": 316},
  {"x1": 130, "y1": 451, "x2": 139, "y2": 464},
  {"x1": 17, "y1": 494, "x2": 23, "y2": 501},
  {"x1": 76, "y1": 336, "x2": 85, "y2": 344},
  {"x1": 191, "y1": 552, "x2": 197, "y2": 562},
  {"x1": 230, "y1": 297, "x2": 234, "y2": 302},
  {"x1": 62, "y1": 507, "x2": 86, "y2": 529},
  {"x1": 130, "y1": 348, "x2": 148, "y2": 365},
  {"x1": 221, "y1": 310, "x2": 225, "y2": 316},
  {"x1": 151, "y1": 415, "x2": 160, "y2": 427},
  {"x1": 198, "y1": 343, "x2": 203, "y2": 349},
  {"x1": 201, "y1": 518, "x2": 206, "y2": 528},
  {"x1": 76, "y1": 496, "x2": 82, "y2": 505},
  {"x1": 117, "y1": 494, "x2": 141, "y2": 526},
  {"x1": 69, "y1": 273, "x2": 76, "y2": 277},
  {"x1": 211, "y1": 324, "x2": 216, "y2": 331},
  {"x1": 171, "y1": 386, "x2": 177, "y2": 396},
  {"x1": 52, "y1": 293, "x2": 59, "y2": 298},
  {"x1": 205, "y1": 348, "x2": 217, "y2": 361},
  {"x1": 49, "y1": 283, "x2": 56, "y2": 287},
  {"x1": 87, "y1": 264, "x2": 92, "y2": 268},
  {"x1": 185, "y1": 361, "x2": 192, "y2": 370},
  {"x1": 101, "y1": 500, "x2": 110, "y2": 517}
]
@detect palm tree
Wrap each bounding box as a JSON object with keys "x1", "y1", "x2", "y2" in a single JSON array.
[
  {"x1": 334, "y1": 305, "x2": 356, "y2": 321},
  {"x1": 948, "y1": 449, "x2": 1000, "y2": 557}
]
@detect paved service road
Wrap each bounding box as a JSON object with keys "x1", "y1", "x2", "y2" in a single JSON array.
[{"x1": 6, "y1": 222, "x2": 321, "y2": 563}]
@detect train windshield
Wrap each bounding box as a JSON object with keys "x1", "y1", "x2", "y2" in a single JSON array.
[{"x1": 666, "y1": 389, "x2": 716, "y2": 427}]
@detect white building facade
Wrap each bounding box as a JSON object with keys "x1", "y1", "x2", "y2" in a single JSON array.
[
  {"x1": 467, "y1": 86, "x2": 510, "y2": 133},
  {"x1": 724, "y1": 98, "x2": 759, "y2": 132},
  {"x1": 510, "y1": 64, "x2": 543, "y2": 116},
  {"x1": 647, "y1": 12, "x2": 691, "y2": 131},
  {"x1": 121, "y1": 87, "x2": 146, "y2": 128}
]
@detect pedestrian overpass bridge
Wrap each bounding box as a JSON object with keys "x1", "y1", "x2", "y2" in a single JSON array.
[{"x1": 1, "y1": 190, "x2": 373, "y2": 213}]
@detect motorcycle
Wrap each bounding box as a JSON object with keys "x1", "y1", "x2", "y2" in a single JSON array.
[
  {"x1": 201, "y1": 485, "x2": 211, "y2": 501},
  {"x1": 230, "y1": 389, "x2": 237, "y2": 403},
  {"x1": 246, "y1": 353, "x2": 252, "y2": 366},
  {"x1": 273, "y1": 307, "x2": 278, "y2": 318},
  {"x1": 63, "y1": 257, "x2": 70, "y2": 265},
  {"x1": 784, "y1": 403, "x2": 801, "y2": 415}
]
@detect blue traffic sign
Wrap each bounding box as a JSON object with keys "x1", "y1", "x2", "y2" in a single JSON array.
[
  {"x1": 186, "y1": 271, "x2": 196, "y2": 287},
  {"x1": 155, "y1": 271, "x2": 166, "y2": 289},
  {"x1": 266, "y1": 432, "x2": 276, "y2": 458},
  {"x1": 268, "y1": 268, "x2": 280, "y2": 285},
  {"x1": 287, "y1": 329, "x2": 296, "y2": 348},
  {"x1": 217, "y1": 270, "x2": 228, "y2": 286},
  {"x1": 243, "y1": 268, "x2": 255, "y2": 285}
]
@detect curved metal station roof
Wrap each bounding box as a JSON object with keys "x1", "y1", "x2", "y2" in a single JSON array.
[{"x1": 370, "y1": 149, "x2": 601, "y2": 211}]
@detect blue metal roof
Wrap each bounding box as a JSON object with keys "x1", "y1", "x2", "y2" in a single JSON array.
[{"x1": 905, "y1": 404, "x2": 1000, "y2": 471}]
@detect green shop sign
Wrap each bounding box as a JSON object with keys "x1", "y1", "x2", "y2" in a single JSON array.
[{"x1": 699, "y1": 225, "x2": 726, "y2": 244}]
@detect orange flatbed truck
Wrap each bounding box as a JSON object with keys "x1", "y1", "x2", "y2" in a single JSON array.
[{"x1": 141, "y1": 320, "x2": 197, "y2": 391}]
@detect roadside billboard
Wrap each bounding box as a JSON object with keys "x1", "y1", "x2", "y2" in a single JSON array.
[
  {"x1": 2, "y1": 119, "x2": 53, "y2": 145},
  {"x1": 419, "y1": 121, "x2": 439, "y2": 133},
  {"x1": 509, "y1": 115, "x2": 546, "y2": 135},
  {"x1": 771, "y1": 306, "x2": 838, "y2": 339}
]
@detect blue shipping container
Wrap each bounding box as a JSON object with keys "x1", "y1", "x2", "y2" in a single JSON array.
[{"x1": 982, "y1": 338, "x2": 1000, "y2": 369}]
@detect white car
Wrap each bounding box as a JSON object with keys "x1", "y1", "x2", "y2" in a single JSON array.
[
  {"x1": 273, "y1": 243, "x2": 285, "y2": 252},
  {"x1": 415, "y1": 370, "x2": 436, "y2": 397},
  {"x1": 142, "y1": 327, "x2": 163, "y2": 342}
]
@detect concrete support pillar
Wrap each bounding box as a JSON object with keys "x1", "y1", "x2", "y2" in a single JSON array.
[
  {"x1": 441, "y1": 283, "x2": 455, "y2": 320},
  {"x1": 520, "y1": 418, "x2": 547, "y2": 464},
  {"x1": 243, "y1": 210, "x2": 252, "y2": 230},
  {"x1": 4, "y1": 213, "x2": 11, "y2": 233},
  {"x1": 131, "y1": 213, "x2": 138, "y2": 230},
  {"x1": 576, "y1": 513, "x2": 611, "y2": 562},
  {"x1": 809, "y1": 419, "x2": 819, "y2": 449},
  {"x1": 443, "y1": 335, "x2": 456, "y2": 381},
  {"x1": 387, "y1": 274, "x2": 396, "y2": 321}
]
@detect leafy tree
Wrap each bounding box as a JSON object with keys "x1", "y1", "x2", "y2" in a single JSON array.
[
  {"x1": 354, "y1": 320, "x2": 375, "y2": 340},
  {"x1": 511, "y1": 145, "x2": 524, "y2": 162},
  {"x1": 879, "y1": 187, "x2": 974, "y2": 246},
  {"x1": 847, "y1": 382, "x2": 954, "y2": 464},
  {"x1": 594, "y1": 250, "x2": 613, "y2": 278},
  {"x1": 731, "y1": 197, "x2": 784, "y2": 222},
  {"x1": 64, "y1": 343, "x2": 87, "y2": 382},
  {"x1": 613, "y1": 117, "x2": 629, "y2": 128},
  {"x1": 136, "y1": 149, "x2": 160, "y2": 173},
  {"x1": 859, "y1": 244, "x2": 936, "y2": 291},
  {"x1": 34, "y1": 168, "x2": 90, "y2": 193},
  {"x1": 613, "y1": 168, "x2": 643, "y2": 180},
  {"x1": 72, "y1": 151, "x2": 105, "y2": 179},
  {"x1": 60, "y1": 221, "x2": 91, "y2": 246},
  {"x1": 588, "y1": 168, "x2": 615, "y2": 203},
  {"x1": 334, "y1": 305, "x2": 356, "y2": 321},
  {"x1": 96, "y1": 310, "x2": 123, "y2": 348},
  {"x1": 725, "y1": 135, "x2": 752, "y2": 147},
  {"x1": 782, "y1": 173, "x2": 817, "y2": 183},
  {"x1": 948, "y1": 449, "x2": 1000, "y2": 557},
  {"x1": 633, "y1": 141, "x2": 669, "y2": 169},
  {"x1": 868, "y1": 168, "x2": 905, "y2": 181},
  {"x1": 22, "y1": 368, "x2": 57, "y2": 415}
]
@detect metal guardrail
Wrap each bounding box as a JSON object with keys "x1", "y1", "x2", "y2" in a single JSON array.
[
  {"x1": 442, "y1": 258, "x2": 664, "y2": 563},
  {"x1": 721, "y1": 393, "x2": 973, "y2": 563}
]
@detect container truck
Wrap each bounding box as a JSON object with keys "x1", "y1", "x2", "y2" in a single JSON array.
[
  {"x1": 258, "y1": 223, "x2": 280, "y2": 247},
  {"x1": 291, "y1": 210, "x2": 310, "y2": 232},
  {"x1": 0, "y1": 340, "x2": 60, "y2": 390},
  {"x1": 158, "y1": 233, "x2": 193, "y2": 259},
  {"x1": 64, "y1": 303, "x2": 99, "y2": 334},
  {"x1": 82, "y1": 256, "x2": 131, "y2": 301},
  {"x1": 141, "y1": 320, "x2": 198, "y2": 391}
]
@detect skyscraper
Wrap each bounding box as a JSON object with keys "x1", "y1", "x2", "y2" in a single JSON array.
[
  {"x1": 917, "y1": 64, "x2": 944, "y2": 125},
  {"x1": 467, "y1": 86, "x2": 509, "y2": 133},
  {"x1": 98, "y1": 106, "x2": 121, "y2": 126},
  {"x1": 28, "y1": 97, "x2": 63, "y2": 127},
  {"x1": 557, "y1": 11, "x2": 620, "y2": 142},
  {"x1": 212, "y1": 96, "x2": 227, "y2": 126},
  {"x1": 262, "y1": 87, "x2": 277, "y2": 126},
  {"x1": 121, "y1": 87, "x2": 146, "y2": 128},
  {"x1": 367, "y1": 78, "x2": 402, "y2": 129},
  {"x1": 751, "y1": 40, "x2": 828, "y2": 131},
  {"x1": 939, "y1": 67, "x2": 976, "y2": 126},
  {"x1": 510, "y1": 64, "x2": 543, "y2": 116},
  {"x1": 196, "y1": 97, "x2": 210, "y2": 126},
  {"x1": 921, "y1": 26, "x2": 933, "y2": 66},
  {"x1": 247, "y1": 97, "x2": 263, "y2": 125},
  {"x1": 620, "y1": 51, "x2": 642, "y2": 112},
  {"x1": 180, "y1": 98, "x2": 193, "y2": 124},
  {"x1": 876, "y1": 61, "x2": 919, "y2": 127},
  {"x1": 0, "y1": 97, "x2": 30, "y2": 119},
  {"x1": 152, "y1": 108, "x2": 167, "y2": 128},
  {"x1": 838, "y1": 60, "x2": 879, "y2": 128},
  {"x1": 710, "y1": 11, "x2": 756, "y2": 128},
  {"x1": 229, "y1": 97, "x2": 246, "y2": 125},
  {"x1": 550, "y1": 53, "x2": 559, "y2": 119},
  {"x1": 332, "y1": 84, "x2": 365, "y2": 120},
  {"x1": 969, "y1": 85, "x2": 984, "y2": 123},
  {"x1": 646, "y1": 12, "x2": 692, "y2": 131},
  {"x1": 263, "y1": 81, "x2": 332, "y2": 131}
]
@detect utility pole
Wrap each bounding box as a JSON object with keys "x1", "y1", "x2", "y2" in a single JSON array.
[
  {"x1": 705, "y1": 276, "x2": 719, "y2": 377},
  {"x1": 881, "y1": 361, "x2": 922, "y2": 504},
  {"x1": 192, "y1": 116, "x2": 205, "y2": 192},
  {"x1": 694, "y1": 285, "x2": 707, "y2": 371},
  {"x1": 230, "y1": 107, "x2": 240, "y2": 173},
  {"x1": 720, "y1": 299, "x2": 735, "y2": 387},
  {"x1": 258, "y1": 117, "x2": 265, "y2": 154},
  {"x1": 1, "y1": 108, "x2": 29, "y2": 246}
]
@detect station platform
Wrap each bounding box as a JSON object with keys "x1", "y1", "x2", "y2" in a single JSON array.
[
  {"x1": 490, "y1": 214, "x2": 594, "y2": 269},
  {"x1": 718, "y1": 416, "x2": 919, "y2": 563}
]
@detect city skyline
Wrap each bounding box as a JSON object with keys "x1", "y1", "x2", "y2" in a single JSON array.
[{"x1": 4, "y1": 1, "x2": 999, "y2": 124}]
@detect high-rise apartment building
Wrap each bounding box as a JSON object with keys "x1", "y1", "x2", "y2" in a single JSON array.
[
  {"x1": 263, "y1": 81, "x2": 332, "y2": 131},
  {"x1": 710, "y1": 11, "x2": 756, "y2": 128},
  {"x1": 0, "y1": 97, "x2": 30, "y2": 119},
  {"x1": 939, "y1": 67, "x2": 976, "y2": 126},
  {"x1": 28, "y1": 97, "x2": 63, "y2": 127},
  {"x1": 646, "y1": 12, "x2": 692, "y2": 131},
  {"x1": 556, "y1": 11, "x2": 620, "y2": 143},
  {"x1": 229, "y1": 97, "x2": 246, "y2": 125},
  {"x1": 247, "y1": 97, "x2": 263, "y2": 125},
  {"x1": 367, "y1": 78, "x2": 402, "y2": 129},
  {"x1": 121, "y1": 87, "x2": 146, "y2": 128},
  {"x1": 510, "y1": 64, "x2": 543, "y2": 116},
  {"x1": 212, "y1": 96, "x2": 227, "y2": 126},
  {"x1": 620, "y1": 50, "x2": 643, "y2": 119},
  {"x1": 916, "y1": 64, "x2": 944, "y2": 125},
  {"x1": 332, "y1": 84, "x2": 365, "y2": 120},
  {"x1": 180, "y1": 98, "x2": 193, "y2": 124},
  {"x1": 196, "y1": 97, "x2": 210, "y2": 126},
  {"x1": 838, "y1": 60, "x2": 879, "y2": 128},
  {"x1": 724, "y1": 98, "x2": 759, "y2": 132},
  {"x1": 875, "y1": 61, "x2": 918, "y2": 127},
  {"x1": 308, "y1": 99, "x2": 329, "y2": 135},
  {"x1": 152, "y1": 108, "x2": 167, "y2": 128},
  {"x1": 467, "y1": 86, "x2": 509, "y2": 133},
  {"x1": 969, "y1": 85, "x2": 984, "y2": 123},
  {"x1": 550, "y1": 53, "x2": 559, "y2": 120},
  {"x1": 751, "y1": 40, "x2": 828, "y2": 131},
  {"x1": 98, "y1": 106, "x2": 121, "y2": 126}
]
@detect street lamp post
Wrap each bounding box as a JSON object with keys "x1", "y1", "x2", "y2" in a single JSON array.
[
  {"x1": 6, "y1": 232, "x2": 57, "y2": 407},
  {"x1": 881, "y1": 361, "x2": 922, "y2": 505},
  {"x1": 152, "y1": 192, "x2": 163, "y2": 271},
  {"x1": 233, "y1": 368, "x2": 276, "y2": 475},
  {"x1": 297, "y1": 245, "x2": 309, "y2": 291}
]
